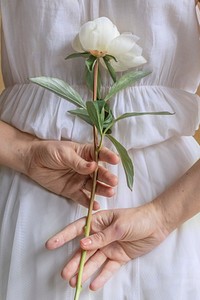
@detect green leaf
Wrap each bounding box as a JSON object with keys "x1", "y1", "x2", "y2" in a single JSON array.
[
  {"x1": 68, "y1": 108, "x2": 92, "y2": 126},
  {"x1": 85, "y1": 55, "x2": 97, "y2": 72},
  {"x1": 103, "y1": 56, "x2": 117, "y2": 82},
  {"x1": 86, "y1": 101, "x2": 103, "y2": 134},
  {"x1": 104, "y1": 54, "x2": 118, "y2": 62},
  {"x1": 95, "y1": 99, "x2": 107, "y2": 111},
  {"x1": 104, "y1": 70, "x2": 151, "y2": 102},
  {"x1": 90, "y1": 100, "x2": 114, "y2": 133},
  {"x1": 103, "y1": 113, "x2": 114, "y2": 127},
  {"x1": 103, "y1": 109, "x2": 114, "y2": 132},
  {"x1": 85, "y1": 66, "x2": 93, "y2": 92},
  {"x1": 114, "y1": 111, "x2": 174, "y2": 123},
  {"x1": 106, "y1": 134, "x2": 134, "y2": 190},
  {"x1": 65, "y1": 52, "x2": 90, "y2": 60},
  {"x1": 92, "y1": 100, "x2": 114, "y2": 132},
  {"x1": 30, "y1": 77, "x2": 85, "y2": 109}
]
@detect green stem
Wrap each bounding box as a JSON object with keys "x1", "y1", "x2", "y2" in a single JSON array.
[{"x1": 74, "y1": 59, "x2": 100, "y2": 300}]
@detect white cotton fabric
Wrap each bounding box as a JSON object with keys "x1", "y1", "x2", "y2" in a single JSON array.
[{"x1": 0, "y1": 1, "x2": 200, "y2": 299}]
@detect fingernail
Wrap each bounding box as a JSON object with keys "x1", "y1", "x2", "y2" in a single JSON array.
[
  {"x1": 52, "y1": 238, "x2": 60, "y2": 248},
  {"x1": 46, "y1": 237, "x2": 60, "y2": 249},
  {"x1": 81, "y1": 238, "x2": 92, "y2": 246},
  {"x1": 86, "y1": 162, "x2": 97, "y2": 169},
  {"x1": 86, "y1": 162, "x2": 94, "y2": 168}
]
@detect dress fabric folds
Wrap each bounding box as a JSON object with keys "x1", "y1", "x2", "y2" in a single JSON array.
[{"x1": 0, "y1": 1, "x2": 200, "y2": 299}]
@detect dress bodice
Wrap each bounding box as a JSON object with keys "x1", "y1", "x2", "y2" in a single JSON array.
[{"x1": 0, "y1": 0, "x2": 200, "y2": 149}]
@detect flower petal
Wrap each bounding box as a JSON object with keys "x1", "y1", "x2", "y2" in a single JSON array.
[
  {"x1": 108, "y1": 60, "x2": 130, "y2": 72},
  {"x1": 107, "y1": 33, "x2": 140, "y2": 56},
  {"x1": 72, "y1": 16, "x2": 147, "y2": 73},
  {"x1": 78, "y1": 17, "x2": 120, "y2": 52},
  {"x1": 122, "y1": 55, "x2": 147, "y2": 68},
  {"x1": 111, "y1": 55, "x2": 147, "y2": 72},
  {"x1": 72, "y1": 34, "x2": 85, "y2": 52},
  {"x1": 107, "y1": 35, "x2": 147, "y2": 71}
]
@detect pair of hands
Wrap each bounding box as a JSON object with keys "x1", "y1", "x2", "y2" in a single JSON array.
[{"x1": 25, "y1": 139, "x2": 169, "y2": 290}]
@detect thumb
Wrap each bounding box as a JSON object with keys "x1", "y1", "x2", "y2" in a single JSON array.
[
  {"x1": 68, "y1": 151, "x2": 97, "y2": 175},
  {"x1": 80, "y1": 226, "x2": 116, "y2": 251}
]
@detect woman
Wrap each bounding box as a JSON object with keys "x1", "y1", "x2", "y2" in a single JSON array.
[{"x1": 0, "y1": 1, "x2": 200, "y2": 299}]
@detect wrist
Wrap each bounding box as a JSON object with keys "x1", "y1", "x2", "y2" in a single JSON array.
[
  {"x1": 0, "y1": 121, "x2": 39, "y2": 174},
  {"x1": 151, "y1": 202, "x2": 172, "y2": 239},
  {"x1": 151, "y1": 160, "x2": 200, "y2": 234},
  {"x1": 14, "y1": 134, "x2": 40, "y2": 175},
  {"x1": 148, "y1": 201, "x2": 171, "y2": 238}
]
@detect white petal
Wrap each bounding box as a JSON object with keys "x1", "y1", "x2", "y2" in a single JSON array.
[
  {"x1": 117, "y1": 53, "x2": 147, "y2": 69},
  {"x1": 108, "y1": 60, "x2": 131, "y2": 72},
  {"x1": 108, "y1": 51, "x2": 147, "y2": 72},
  {"x1": 107, "y1": 33, "x2": 140, "y2": 56},
  {"x1": 79, "y1": 17, "x2": 120, "y2": 51},
  {"x1": 121, "y1": 32, "x2": 140, "y2": 41},
  {"x1": 72, "y1": 34, "x2": 85, "y2": 52},
  {"x1": 128, "y1": 56, "x2": 147, "y2": 67},
  {"x1": 106, "y1": 33, "x2": 147, "y2": 72},
  {"x1": 130, "y1": 43, "x2": 143, "y2": 56}
]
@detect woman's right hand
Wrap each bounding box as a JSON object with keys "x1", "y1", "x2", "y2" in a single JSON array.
[
  {"x1": 0, "y1": 120, "x2": 119, "y2": 208},
  {"x1": 25, "y1": 140, "x2": 119, "y2": 208}
]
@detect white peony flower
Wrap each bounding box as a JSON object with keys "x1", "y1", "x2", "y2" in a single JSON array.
[{"x1": 72, "y1": 17, "x2": 147, "y2": 72}]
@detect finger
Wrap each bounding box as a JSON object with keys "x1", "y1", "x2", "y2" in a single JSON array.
[
  {"x1": 70, "y1": 249, "x2": 107, "y2": 287},
  {"x1": 90, "y1": 260, "x2": 122, "y2": 291},
  {"x1": 97, "y1": 165, "x2": 118, "y2": 187},
  {"x1": 62, "y1": 249, "x2": 82, "y2": 282},
  {"x1": 98, "y1": 147, "x2": 119, "y2": 165},
  {"x1": 46, "y1": 217, "x2": 86, "y2": 250},
  {"x1": 62, "y1": 248, "x2": 96, "y2": 284},
  {"x1": 83, "y1": 178, "x2": 115, "y2": 198},
  {"x1": 67, "y1": 151, "x2": 97, "y2": 175},
  {"x1": 77, "y1": 144, "x2": 119, "y2": 165},
  {"x1": 80, "y1": 226, "x2": 117, "y2": 251}
]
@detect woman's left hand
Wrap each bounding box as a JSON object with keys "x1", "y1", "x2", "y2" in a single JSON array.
[{"x1": 46, "y1": 203, "x2": 169, "y2": 291}]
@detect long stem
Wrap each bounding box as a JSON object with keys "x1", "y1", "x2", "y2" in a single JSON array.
[{"x1": 74, "y1": 59, "x2": 99, "y2": 300}]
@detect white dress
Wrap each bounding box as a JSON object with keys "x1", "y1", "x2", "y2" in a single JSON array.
[{"x1": 0, "y1": 1, "x2": 200, "y2": 299}]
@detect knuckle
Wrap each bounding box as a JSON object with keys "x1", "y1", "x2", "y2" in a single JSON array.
[
  {"x1": 106, "y1": 187, "x2": 115, "y2": 197},
  {"x1": 112, "y1": 221, "x2": 125, "y2": 239},
  {"x1": 101, "y1": 168, "x2": 109, "y2": 179},
  {"x1": 93, "y1": 231, "x2": 106, "y2": 244},
  {"x1": 81, "y1": 143, "x2": 93, "y2": 160}
]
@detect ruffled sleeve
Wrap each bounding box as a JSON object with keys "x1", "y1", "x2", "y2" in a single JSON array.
[
  {"x1": 0, "y1": 84, "x2": 199, "y2": 150},
  {"x1": 0, "y1": 83, "x2": 76, "y2": 140}
]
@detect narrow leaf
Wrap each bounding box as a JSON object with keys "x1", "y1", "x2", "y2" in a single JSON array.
[
  {"x1": 95, "y1": 99, "x2": 106, "y2": 111},
  {"x1": 85, "y1": 66, "x2": 93, "y2": 92},
  {"x1": 106, "y1": 134, "x2": 134, "y2": 190},
  {"x1": 105, "y1": 54, "x2": 118, "y2": 62},
  {"x1": 30, "y1": 77, "x2": 85, "y2": 108},
  {"x1": 65, "y1": 52, "x2": 90, "y2": 60},
  {"x1": 85, "y1": 55, "x2": 97, "y2": 72},
  {"x1": 68, "y1": 108, "x2": 92, "y2": 126},
  {"x1": 103, "y1": 56, "x2": 117, "y2": 82},
  {"x1": 103, "y1": 113, "x2": 114, "y2": 127},
  {"x1": 103, "y1": 110, "x2": 114, "y2": 132},
  {"x1": 104, "y1": 70, "x2": 151, "y2": 102},
  {"x1": 86, "y1": 101, "x2": 103, "y2": 134},
  {"x1": 114, "y1": 111, "x2": 174, "y2": 123}
]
